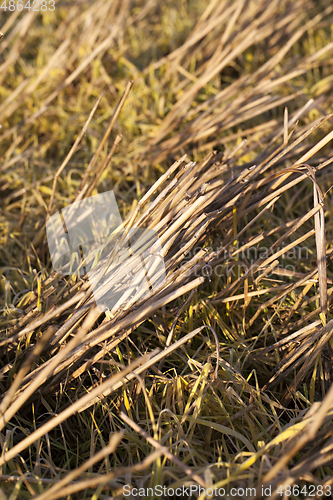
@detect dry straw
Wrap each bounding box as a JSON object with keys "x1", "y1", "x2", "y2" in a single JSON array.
[{"x1": 2, "y1": 0, "x2": 333, "y2": 497}]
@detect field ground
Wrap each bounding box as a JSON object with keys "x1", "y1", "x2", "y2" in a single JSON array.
[{"x1": 2, "y1": 0, "x2": 333, "y2": 498}]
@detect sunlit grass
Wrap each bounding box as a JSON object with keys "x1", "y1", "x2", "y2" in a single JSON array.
[{"x1": 1, "y1": 0, "x2": 333, "y2": 498}]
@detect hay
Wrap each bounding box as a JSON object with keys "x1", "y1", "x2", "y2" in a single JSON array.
[{"x1": 1, "y1": 0, "x2": 333, "y2": 497}]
